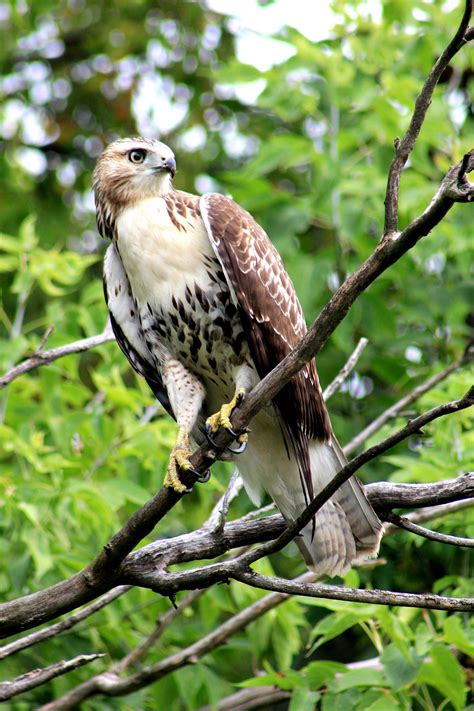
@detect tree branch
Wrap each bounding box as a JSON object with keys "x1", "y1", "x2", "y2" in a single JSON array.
[
  {"x1": 232, "y1": 388, "x2": 473, "y2": 571},
  {"x1": 39, "y1": 573, "x2": 316, "y2": 709},
  {"x1": 383, "y1": 511, "x2": 474, "y2": 547},
  {"x1": 0, "y1": 0, "x2": 472, "y2": 651},
  {"x1": 0, "y1": 586, "x2": 130, "y2": 661},
  {"x1": 232, "y1": 570, "x2": 474, "y2": 612},
  {"x1": 1, "y1": 391, "x2": 472, "y2": 639},
  {"x1": 34, "y1": 488, "x2": 474, "y2": 708},
  {"x1": 365, "y1": 471, "x2": 474, "y2": 509},
  {"x1": 323, "y1": 337, "x2": 368, "y2": 400},
  {"x1": 0, "y1": 654, "x2": 105, "y2": 701},
  {"x1": 0, "y1": 327, "x2": 115, "y2": 389},
  {"x1": 383, "y1": 499, "x2": 474, "y2": 536},
  {"x1": 345, "y1": 345, "x2": 473, "y2": 454},
  {"x1": 384, "y1": 0, "x2": 473, "y2": 234},
  {"x1": 121, "y1": 474, "x2": 474, "y2": 585},
  {"x1": 118, "y1": 394, "x2": 473, "y2": 606}
]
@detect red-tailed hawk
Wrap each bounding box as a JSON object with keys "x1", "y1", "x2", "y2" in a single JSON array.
[{"x1": 93, "y1": 137, "x2": 382, "y2": 577}]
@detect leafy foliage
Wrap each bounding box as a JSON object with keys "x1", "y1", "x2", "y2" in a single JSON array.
[{"x1": 0, "y1": 0, "x2": 472, "y2": 708}]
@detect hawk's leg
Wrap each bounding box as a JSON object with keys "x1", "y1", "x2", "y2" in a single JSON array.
[
  {"x1": 164, "y1": 427, "x2": 209, "y2": 493},
  {"x1": 205, "y1": 387, "x2": 249, "y2": 453},
  {"x1": 162, "y1": 358, "x2": 208, "y2": 493}
]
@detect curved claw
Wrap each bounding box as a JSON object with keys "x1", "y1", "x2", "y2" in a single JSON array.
[
  {"x1": 203, "y1": 422, "x2": 219, "y2": 448},
  {"x1": 182, "y1": 462, "x2": 211, "y2": 483},
  {"x1": 195, "y1": 468, "x2": 211, "y2": 484},
  {"x1": 226, "y1": 439, "x2": 248, "y2": 454},
  {"x1": 173, "y1": 465, "x2": 211, "y2": 494},
  {"x1": 204, "y1": 422, "x2": 248, "y2": 455}
]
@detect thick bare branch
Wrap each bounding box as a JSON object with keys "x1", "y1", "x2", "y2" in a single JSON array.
[
  {"x1": 0, "y1": 654, "x2": 105, "y2": 702},
  {"x1": 1, "y1": 392, "x2": 472, "y2": 640},
  {"x1": 384, "y1": 0, "x2": 473, "y2": 234},
  {"x1": 40, "y1": 573, "x2": 315, "y2": 709},
  {"x1": 121, "y1": 474, "x2": 474, "y2": 584},
  {"x1": 4, "y1": 476, "x2": 472, "y2": 657},
  {"x1": 366, "y1": 472, "x2": 474, "y2": 509},
  {"x1": 233, "y1": 388, "x2": 473, "y2": 571}
]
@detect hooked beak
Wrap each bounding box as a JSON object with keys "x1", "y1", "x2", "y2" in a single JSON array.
[{"x1": 162, "y1": 156, "x2": 176, "y2": 177}]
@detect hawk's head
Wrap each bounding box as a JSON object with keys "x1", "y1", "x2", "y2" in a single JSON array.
[{"x1": 93, "y1": 138, "x2": 176, "y2": 236}]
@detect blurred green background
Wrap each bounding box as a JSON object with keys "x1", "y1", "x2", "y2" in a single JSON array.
[{"x1": 0, "y1": 0, "x2": 473, "y2": 708}]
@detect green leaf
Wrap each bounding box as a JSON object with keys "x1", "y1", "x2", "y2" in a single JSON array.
[
  {"x1": 242, "y1": 135, "x2": 313, "y2": 177},
  {"x1": 240, "y1": 669, "x2": 304, "y2": 691},
  {"x1": 101, "y1": 478, "x2": 150, "y2": 507},
  {"x1": 380, "y1": 644, "x2": 422, "y2": 690},
  {"x1": 289, "y1": 687, "x2": 320, "y2": 711},
  {"x1": 363, "y1": 692, "x2": 401, "y2": 711},
  {"x1": 322, "y1": 688, "x2": 362, "y2": 711},
  {"x1": 416, "y1": 644, "x2": 467, "y2": 710},
  {"x1": 443, "y1": 616, "x2": 474, "y2": 656},
  {"x1": 18, "y1": 214, "x2": 38, "y2": 251},
  {"x1": 330, "y1": 667, "x2": 386, "y2": 692},
  {"x1": 304, "y1": 660, "x2": 347, "y2": 690},
  {"x1": 21, "y1": 529, "x2": 53, "y2": 579},
  {"x1": 308, "y1": 612, "x2": 360, "y2": 652}
]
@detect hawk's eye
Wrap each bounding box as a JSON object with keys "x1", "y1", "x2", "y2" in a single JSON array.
[{"x1": 128, "y1": 149, "x2": 146, "y2": 164}]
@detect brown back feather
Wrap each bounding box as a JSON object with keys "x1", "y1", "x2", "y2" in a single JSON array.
[{"x1": 200, "y1": 192, "x2": 332, "y2": 500}]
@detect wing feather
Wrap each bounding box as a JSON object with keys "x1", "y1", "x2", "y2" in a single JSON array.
[
  {"x1": 200, "y1": 192, "x2": 332, "y2": 500},
  {"x1": 103, "y1": 244, "x2": 174, "y2": 419}
]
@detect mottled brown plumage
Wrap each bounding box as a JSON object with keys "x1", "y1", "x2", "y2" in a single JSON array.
[{"x1": 93, "y1": 137, "x2": 383, "y2": 576}]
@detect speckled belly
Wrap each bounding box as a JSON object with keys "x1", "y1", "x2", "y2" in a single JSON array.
[{"x1": 137, "y1": 267, "x2": 253, "y2": 394}]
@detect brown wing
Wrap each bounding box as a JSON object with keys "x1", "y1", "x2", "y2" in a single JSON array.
[{"x1": 200, "y1": 192, "x2": 332, "y2": 500}]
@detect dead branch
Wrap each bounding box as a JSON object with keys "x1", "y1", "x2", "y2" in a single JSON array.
[
  {"x1": 39, "y1": 573, "x2": 315, "y2": 709},
  {"x1": 0, "y1": 327, "x2": 114, "y2": 389},
  {"x1": 0, "y1": 653, "x2": 105, "y2": 701},
  {"x1": 345, "y1": 345, "x2": 473, "y2": 454},
  {"x1": 1, "y1": 392, "x2": 472, "y2": 639},
  {"x1": 383, "y1": 511, "x2": 474, "y2": 547},
  {"x1": 122, "y1": 474, "x2": 474, "y2": 583},
  {"x1": 383, "y1": 499, "x2": 474, "y2": 536},
  {"x1": 384, "y1": 0, "x2": 473, "y2": 234},
  {"x1": 232, "y1": 571, "x2": 474, "y2": 612},
  {"x1": 366, "y1": 471, "x2": 474, "y2": 509},
  {"x1": 322, "y1": 337, "x2": 368, "y2": 400},
  {"x1": 0, "y1": 587, "x2": 130, "y2": 661}
]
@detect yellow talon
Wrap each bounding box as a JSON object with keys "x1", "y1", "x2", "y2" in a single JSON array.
[
  {"x1": 205, "y1": 388, "x2": 248, "y2": 453},
  {"x1": 206, "y1": 387, "x2": 246, "y2": 434},
  {"x1": 164, "y1": 428, "x2": 195, "y2": 493}
]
